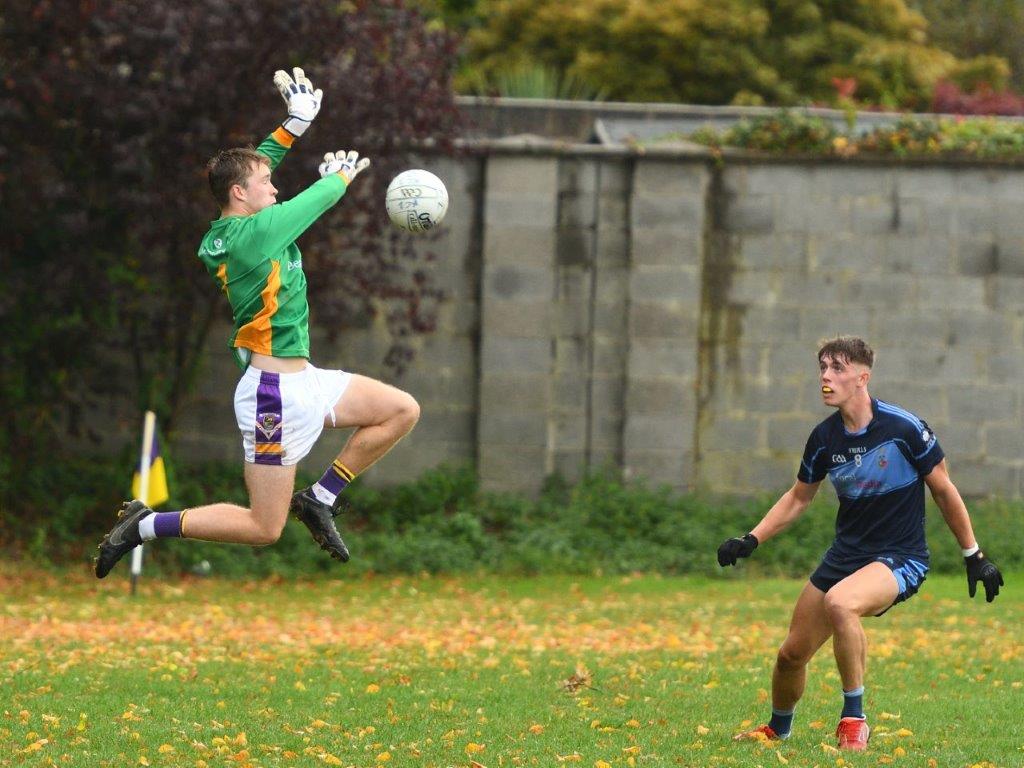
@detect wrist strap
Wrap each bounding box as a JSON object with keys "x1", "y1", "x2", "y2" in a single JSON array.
[
  {"x1": 282, "y1": 116, "x2": 310, "y2": 137},
  {"x1": 962, "y1": 544, "x2": 980, "y2": 557}
]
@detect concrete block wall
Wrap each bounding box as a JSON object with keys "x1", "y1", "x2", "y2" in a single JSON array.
[
  {"x1": 701, "y1": 161, "x2": 1024, "y2": 495},
  {"x1": 169, "y1": 145, "x2": 1024, "y2": 498},
  {"x1": 624, "y1": 161, "x2": 707, "y2": 487}
]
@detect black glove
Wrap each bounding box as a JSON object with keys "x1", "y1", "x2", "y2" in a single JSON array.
[
  {"x1": 965, "y1": 551, "x2": 1003, "y2": 603},
  {"x1": 718, "y1": 533, "x2": 759, "y2": 567}
]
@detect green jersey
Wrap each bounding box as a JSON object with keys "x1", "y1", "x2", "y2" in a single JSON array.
[{"x1": 197, "y1": 129, "x2": 349, "y2": 368}]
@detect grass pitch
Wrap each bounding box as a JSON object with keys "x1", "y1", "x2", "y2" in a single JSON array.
[{"x1": 1, "y1": 569, "x2": 1020, "y2": 767}]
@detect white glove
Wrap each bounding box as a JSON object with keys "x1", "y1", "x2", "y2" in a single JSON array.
[
  {"x1": 319, "y1": 150, "x2": 371, "y2": 184},
  {"x1": 273, "y1": 67, "x2": 322, "y2": 137}
]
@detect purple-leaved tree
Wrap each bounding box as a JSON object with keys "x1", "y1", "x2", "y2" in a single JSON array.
[{"x1": 0, "y1": 0, "x2": 462, "y2": 529}]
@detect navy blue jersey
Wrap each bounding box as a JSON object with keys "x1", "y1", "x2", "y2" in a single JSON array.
[{"x1": 798, "y1": 398, "x2": 944, "y2": 562}]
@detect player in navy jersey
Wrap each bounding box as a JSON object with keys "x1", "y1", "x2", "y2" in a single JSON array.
[{"x1": 719, "y1": 336, "x2": 1003, "y2": 751}]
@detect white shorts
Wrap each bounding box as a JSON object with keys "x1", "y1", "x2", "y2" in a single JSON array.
[{"x1": 234, "y1": 363, "x2": 352, "y2": 466}]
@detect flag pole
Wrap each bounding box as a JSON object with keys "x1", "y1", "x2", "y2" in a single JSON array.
[{"x1": 130, "y1": 411, "x2": 156, "y2": 596}]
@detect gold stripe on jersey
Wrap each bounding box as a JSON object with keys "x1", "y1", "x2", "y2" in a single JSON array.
[
  {"x1": 271, "y1": 126, "x2": 295, "y2": 148},
  {"x1": 235, "y1": 260, "x2": 282, "y2": 355},
  {"x1": 255, "y1": 443, "x2": 283, "y2": 455},
  {"x1": 216, "y1": 263, "x2": 229, "y2": 296}
]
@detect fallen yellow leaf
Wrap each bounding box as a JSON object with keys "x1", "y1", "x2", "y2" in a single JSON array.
[
  {"x1": 366, "y1": 683, "x2": 381, "y2": 693},
  {"x1": 20, "y1": 739, "x2": 48, "y2": 755},
  {"x1": 157, "y1": 744, "x2": 174, "y2": 754},
  {"x1": 528, "y1": 724, "x2": 544, "y2": 734},
  {"x1": 466, "y1": 742, "x2": 486, "y2": 755}
]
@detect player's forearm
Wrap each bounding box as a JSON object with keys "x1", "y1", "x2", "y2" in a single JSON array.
[
  {"x1": 255, "y1": 129, "x2": 294, "y2": 171},
  {"x1": 254, "y1": 174, "x2": 348, "y2": 252},
  {"x1": 933, "y1": 485, "x2": 978, "y2": 550},
  {"x1": 750, "y1": 489, "x2": 809, "y2": 544}
]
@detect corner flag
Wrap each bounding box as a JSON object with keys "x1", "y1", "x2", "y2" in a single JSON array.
[
  {"x1": 132, "y1": 414, "x2": 169, "y2": 507},
  {"x1": 129, "y1": 411, "x2": 169, "y2": 594}
]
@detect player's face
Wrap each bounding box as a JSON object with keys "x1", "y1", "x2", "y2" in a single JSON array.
[
  {"x1": 239, "y1": 162, "x2": 278, "y2": 212},
  {"x1": 819, "y1": 354, "x2": 868, "y2": 407}
]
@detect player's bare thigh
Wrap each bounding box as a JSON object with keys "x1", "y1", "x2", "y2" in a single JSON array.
[
  {"x1": 325, "y1": 373, "x2": 419, "y2": 429},
  {"x1": 825, "y1": 561, "x2": 899, "y2": 617},
  {"x1": 243, "y1": 462, "x2": 297, "y2": 538}
]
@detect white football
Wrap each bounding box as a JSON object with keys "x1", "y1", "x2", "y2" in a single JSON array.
[{"x1": 385, "y1": 169, "x2": 448, "y2": 234}]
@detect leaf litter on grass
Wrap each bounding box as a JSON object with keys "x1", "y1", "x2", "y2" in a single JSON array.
[{"x1": 1, "y1": 571, "x2": 1022, "y2": 767}]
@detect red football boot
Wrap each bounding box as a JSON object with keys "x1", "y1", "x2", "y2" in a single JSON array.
[
  {"x1": 733, "y1": 724, "x2": 783, "y2": 742},
  {"x1": 836, "y1": 717, "x2": 870, "y2": 750}
]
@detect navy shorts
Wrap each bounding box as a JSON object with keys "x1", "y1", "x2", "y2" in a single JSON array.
[{"x1": 810, "y1": 552, "x2": 929, "y2": 615}]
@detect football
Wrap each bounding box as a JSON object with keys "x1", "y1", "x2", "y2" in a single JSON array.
[{"x1": 385, "y1": 169, "x2": 449, "y2": 234}]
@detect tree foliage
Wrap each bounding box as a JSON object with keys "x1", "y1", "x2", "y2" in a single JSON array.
[
  {"x1": 460, "y1": 0, "x2": 1008, "y2": 108},
  {"x1": 911, "y1": 0, "x2": 1024, "y2": 91},
  {"x1": 0, "y1": 0, "x2": 461, "y2": 515}
]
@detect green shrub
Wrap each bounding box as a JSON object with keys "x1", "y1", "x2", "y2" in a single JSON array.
[
  {"x1": 687, "y1": 111, "x2": 1024, "y2": 159},
  {"x1": 6, "y1": 460, "x2": 1022, "y2": 578},
  {"x1": 726, "y1": 111, "x2": 839, "y2": 153}
]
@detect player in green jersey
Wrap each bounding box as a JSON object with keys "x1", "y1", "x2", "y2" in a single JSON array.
[{"x1": 96, "y1": 68, "x2": 420, "y2": 578}]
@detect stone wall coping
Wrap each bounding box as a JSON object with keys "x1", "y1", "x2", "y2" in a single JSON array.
[
  {"x1": 454, "y1": 135, "x2": 1024, "y2": 168},
  {"x1": 455, "y1": 94, "x2": 1018, "y2": 123}
]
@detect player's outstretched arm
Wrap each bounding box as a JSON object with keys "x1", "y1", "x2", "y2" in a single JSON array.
[
  {"x1": 717, "y1": 480, "x2": 820, "y2": 567},
  {"x1": 252, "y1": 150, "x2": 372, "y2": 256},
  {"x1": 925, "y1": 460, "x2": 1004, "y2": 602}
]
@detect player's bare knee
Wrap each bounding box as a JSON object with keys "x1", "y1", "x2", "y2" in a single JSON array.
[
  {"x1": 395, "y1": 392, "x2": 420, "y2": 434},
  {"x1": 777, "y1": 643, "x2": 812, "y2": 671},
  {"x1": 822, "y1": 591, "x2": 855, "y2": 622},
  {"x1": 251, "y1": 519, "x2": 286, "y2": 546}
]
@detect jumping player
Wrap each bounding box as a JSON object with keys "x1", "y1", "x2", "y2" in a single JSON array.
[
  {"x1": 95, "y1": 67, "x2": 419, "y2": 577},
  {"x1": 719, "y1": 336, "x2": 1003, "y2": 751}
]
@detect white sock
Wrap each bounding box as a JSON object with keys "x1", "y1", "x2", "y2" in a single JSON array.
[
  {"x1": 138, "y1": 513, "x2": 157, "y2": 541},
  {"x1": 311, "y1": 483, "x2": 338, "y2": 507}
]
